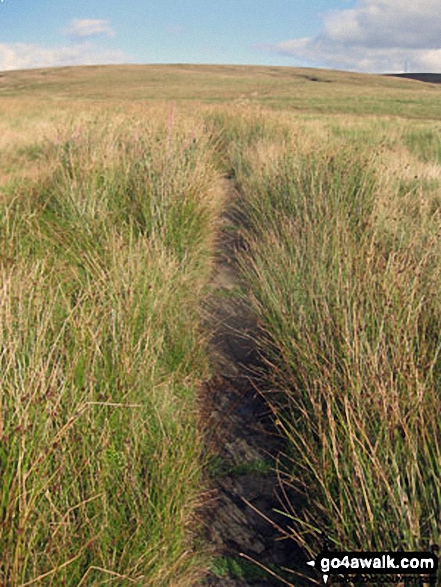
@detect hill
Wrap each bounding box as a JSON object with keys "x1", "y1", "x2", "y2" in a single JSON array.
[
  {"x1": 1, "y1": 63, "x2": 441, "y2": 118},
  {"x1": 1, "y1": 62, "x2": 441, "y2": 586},
  {"x1": 388, "y1": 72, "x2": 441, "y2": 84}
]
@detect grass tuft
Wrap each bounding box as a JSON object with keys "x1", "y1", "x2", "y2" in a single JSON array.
[
  {"x1": 216, "y1": 111, "x2": 441, "y2": 561},
  {"x1": 0, "y1": 111, "x2": 223, "y2": 586}
]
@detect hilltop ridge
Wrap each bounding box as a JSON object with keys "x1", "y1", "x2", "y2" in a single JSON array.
[
  {"x1": 388, "y1": 73, "x2": 441, "y2": 84},
  {"x1": 1, "y1": 64, "x2": 441, "y2": 119}
]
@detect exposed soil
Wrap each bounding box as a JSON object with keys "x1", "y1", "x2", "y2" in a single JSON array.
[{"x1": 197, "y1": 184, "x2": 308, "y2": 586}]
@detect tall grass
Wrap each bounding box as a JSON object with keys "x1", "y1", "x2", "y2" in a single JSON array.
[
  {"x1": 3, "y1": 84, "x2": 441, "y2": 585},
  {"x1": 213, "y1": 110, "x2": 441, "y2": 559},
  {"x1": 0, "y1": 112, "x2": 223, "y2": 585},
  {"x1": 405, "y1": 127, "x2": 441, "y2": 165}
]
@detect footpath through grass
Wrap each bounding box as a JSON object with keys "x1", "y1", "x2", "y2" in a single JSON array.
[
  {"x1": 2, "y1": 65, "x2": 441, "y2": 586},
  {"x1": 206, "y1": 108, "x2": 441, "y2": 566}
]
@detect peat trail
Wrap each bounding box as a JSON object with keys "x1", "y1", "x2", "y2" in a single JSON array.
[{"x1": 198, "y1": 183, "x2": 306, "y2": 586}]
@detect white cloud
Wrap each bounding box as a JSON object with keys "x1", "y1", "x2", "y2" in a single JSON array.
[
  {"x1": 0, "y1": 42, "x2": 130, "y2": 71},
  {"x1": 0, "y1": 17, "x2": 131, "y2": 72},
  {"x1": 64, "y1": 19, "x2": 115, "y2": 39},
  {"x1": 269, "y1": 0, "x2": 441, "y2": 72},
  {"x1": 165, "y1": 25, "x2": 185, "y2": 36}
]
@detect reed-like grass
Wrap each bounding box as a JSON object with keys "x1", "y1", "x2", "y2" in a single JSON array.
[
  {"x1": 213, "y1": 110, "x2": 441, "y2": 562},
  {"x1": 0, "y1": 111, "x2": 223, "y2": 586},
  {"x1": 3, "y1": 69, "x2": 441, "y2": 585}
]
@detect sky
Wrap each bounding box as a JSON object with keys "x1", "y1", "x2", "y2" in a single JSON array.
[{"x1": 1, "y1": 0, "x2": 440, "y2": 73}]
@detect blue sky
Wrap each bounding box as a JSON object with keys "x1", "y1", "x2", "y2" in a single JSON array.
[{"x1": 1, "y1": 0, "x2": 441, "y2": 73}]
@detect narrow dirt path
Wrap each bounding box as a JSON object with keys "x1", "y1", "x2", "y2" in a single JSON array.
[{"x1": 198, "y1": 182, "x2": 306, "y2": 586}]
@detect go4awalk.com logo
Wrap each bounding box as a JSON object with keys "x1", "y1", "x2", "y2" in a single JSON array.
[{"x1": 307, "y1": 541, "x2": 439, "y2": 585}]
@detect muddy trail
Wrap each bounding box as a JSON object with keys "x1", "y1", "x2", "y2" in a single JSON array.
[{"x1": 198, "y1": 184, "x2": 310, "y2": 587}]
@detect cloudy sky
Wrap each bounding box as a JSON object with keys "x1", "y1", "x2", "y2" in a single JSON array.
[{"x1": 0, "y1": 0, "x2": 440, "y2": 73}]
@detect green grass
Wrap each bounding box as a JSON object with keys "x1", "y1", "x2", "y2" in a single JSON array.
[
  {"x1": 2, "y1": 64, "x2": 441, "y2": 586},
  {"x1": 405, "y1": 127, "x2": 441, "y2": 164},
  {"x1": 0, "y1": 113, "x2": 223, "y2": 586},
  {"x1": 210, "y1": 556, "x2": 286, "y2": 584},
  {"x1": 210, "y1": 109, "x2": 441, "y2": 568},
  {"x1": 2, "y1": 64, "x2": 441, "y2": 118}
]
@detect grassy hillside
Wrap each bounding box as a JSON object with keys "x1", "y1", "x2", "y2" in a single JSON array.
[
  {"x1": 1, "y1": 64, "x2": 441, "y2": 118},
  {"x1": 1, "y1": 64, "x2": 441, "y2": 585}
]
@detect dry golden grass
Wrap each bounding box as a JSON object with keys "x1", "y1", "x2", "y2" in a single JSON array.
[
  {"x1": 1, "y1": 63, "x2": 441, "y2": 118},
  {"x1": 204, "y1": 107, "x2": 441, "y2": 581},
  {"x1": 1, "y1": 64, "x2": 441, "y2": 585},
  {"x1": 0, "y1": 102, "x2": 225, "y2": 586}
]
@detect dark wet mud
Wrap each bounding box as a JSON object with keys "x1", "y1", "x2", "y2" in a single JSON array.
[{"x1": 198, "y1": 186, "x2": 308, "y2": 586}]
